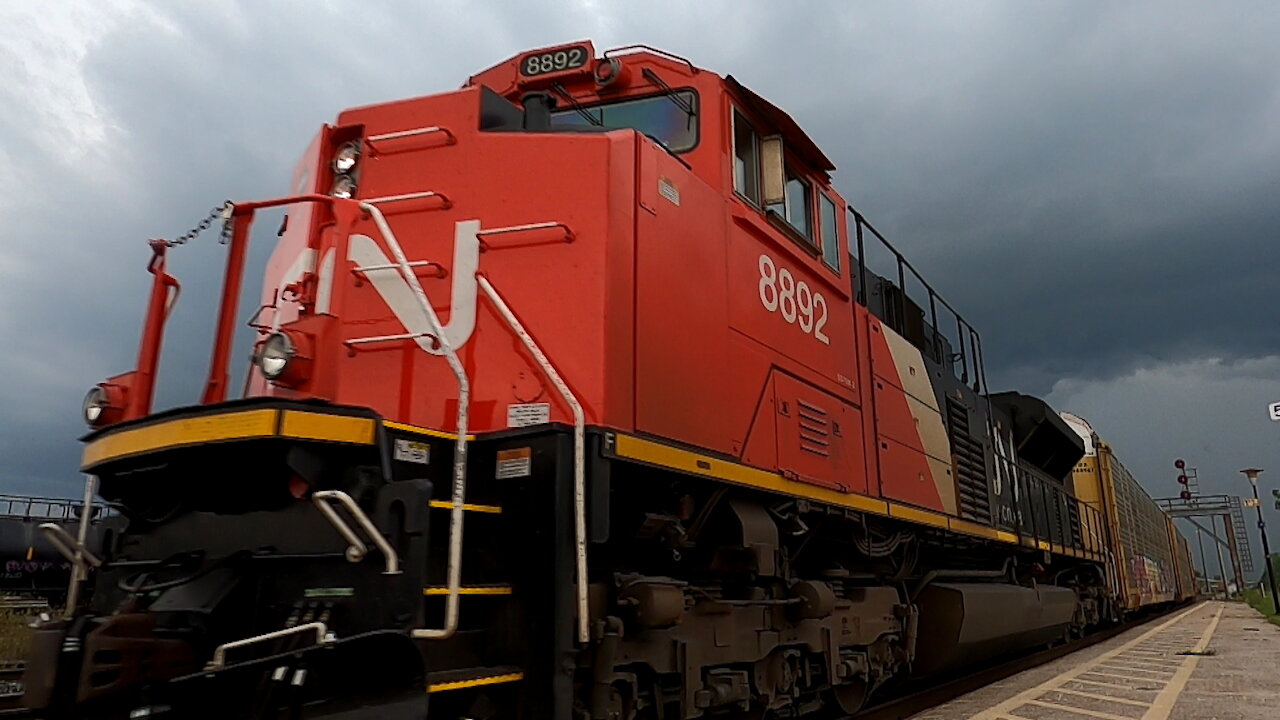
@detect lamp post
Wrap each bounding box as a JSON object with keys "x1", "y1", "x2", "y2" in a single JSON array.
[{"x1": 1241, "y1": 468, "x2": 1279, "y2": 615}]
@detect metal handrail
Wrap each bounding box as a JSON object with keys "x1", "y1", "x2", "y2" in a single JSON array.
[
  {"x1": 310, "y1": 490, "x2": 400, "y2": 574},
  {"x1": 344, "y1": 331, "x2": 438, "y2": 349},
  {"x1": 366, "y1": 125, "x2": 456, "y2": 148},
  {"x1": 352, "y1": 260, "x2": 447, "y2": 278},
  {"x1": 476, "y1": 221, "x2": 575, "y2": 245},
  {"x1": 357, "y1": 202, "x2": 471, "y2": 640},
  {"x1": 362, "y1": 190, "x2": 452, "y2": 209},
  {"x1": 477, "y1": 276, "x2": 589, "y2": 644},
  {"x1": 0, "y1": 493, "x2": 110, "y2": 521},
  {"x1": 207, "y1": 622, "x2": 330, "y2": 671},
  {"x1": 849, "y1": 207, "x2": 988, "y2": 393},
  {"x1": 38, "y1": 523, "x2": 103, "y2": 572}
]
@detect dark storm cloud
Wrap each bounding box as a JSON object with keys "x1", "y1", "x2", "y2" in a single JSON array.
[
  {"x1": 1, "y1": 1, "x2": 1277, "y2": 500},
  {"x1": 767, "y1": 3, "x2": 1280, "y2": 393}
]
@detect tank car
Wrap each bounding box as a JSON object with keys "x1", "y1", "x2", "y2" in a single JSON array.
[{"x1": 26, "y1": 42, "x2": 1156, "y2": 719}]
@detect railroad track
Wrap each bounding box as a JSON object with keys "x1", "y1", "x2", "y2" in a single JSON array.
[
  {"x1": 0, "y1": 606, "x2": 1184, "y2": 720},
  {"x1": 852, "y1": 603, "x2": 1185, "y2": 720}
]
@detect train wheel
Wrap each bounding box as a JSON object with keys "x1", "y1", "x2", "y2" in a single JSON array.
[{"x1": 829, "y1": 680, "x2": 869, "y2": 716}]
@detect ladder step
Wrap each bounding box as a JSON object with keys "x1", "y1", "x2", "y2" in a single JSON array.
[
  {"x1": 423, "y1": 584, "x2": 512, "y2": 596},
  {"x1": 428, "y1": 500, "x2": 502, "y2": 514},
  {"x1": 427, "y1": 666, "x2": 523, "y2": 693}
]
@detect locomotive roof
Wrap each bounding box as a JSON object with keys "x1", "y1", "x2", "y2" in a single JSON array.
[
  {"x1": 725, "y1": 75, "x2": 835, "y2": 172},
  {"x1": 466, "y1": 42, "x2": 836, "y2": 173}
]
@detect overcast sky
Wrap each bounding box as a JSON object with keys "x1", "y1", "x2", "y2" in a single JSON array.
[{"x1": 2, "y1": 1, "x2": 1277, "y2": 578}]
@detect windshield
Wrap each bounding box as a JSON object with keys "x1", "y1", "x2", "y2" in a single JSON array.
[{"x1": 550, "y1": 90, "x2": 698, "y2": 152}]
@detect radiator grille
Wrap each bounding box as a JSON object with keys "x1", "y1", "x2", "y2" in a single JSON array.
[
  {"x1": 796, "y1": 399, "x2": 831, "y2": 458},
  {"x1": 946, "y1": 397, "x2": 990, "y2": 523}
]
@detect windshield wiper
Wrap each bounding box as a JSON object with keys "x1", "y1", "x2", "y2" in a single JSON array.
[
  {"x1": 644, "y1": 133, "x2": 693, "y2": 170},
  {"x1": 641, "y1": 68, "x2": 695, "y2": 124},
  {"x1": 551, "y1": 83, "x2": 602, "y2": 126}
]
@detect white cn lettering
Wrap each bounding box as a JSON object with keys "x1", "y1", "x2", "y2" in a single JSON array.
[{"x1": 347, "y1": 219, "x2": 481, "y2": 353}]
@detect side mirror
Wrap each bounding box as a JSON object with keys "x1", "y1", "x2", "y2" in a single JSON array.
[{"x1": 761, "y1": 135, "x2": 785, "y2": 206}]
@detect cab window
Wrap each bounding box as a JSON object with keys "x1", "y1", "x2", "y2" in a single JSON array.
[
  {"x1": 819, "y1": 193, "x2": 841, "y2": 272},
  {"x1": 732, "y1": 110, "x2": 760, "y2": 204},
  {"x1": 550, "y1": 90, "x2": 698, "y2": 152},
  {"x1": 767, "y1": 166, "x2": 813, "y2": 245}
]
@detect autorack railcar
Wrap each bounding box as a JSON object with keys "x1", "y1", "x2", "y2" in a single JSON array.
[{"x1": 1062, "y1": 413, "x2": 1199, "y2": 608}]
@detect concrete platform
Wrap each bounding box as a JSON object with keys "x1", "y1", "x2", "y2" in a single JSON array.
[{"x1": 910, "y1": 601, "x2": 1280, "y2": 720}]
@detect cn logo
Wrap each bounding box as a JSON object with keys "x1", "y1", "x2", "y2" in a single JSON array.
[{"x1": 346, "y1": 220, "x2": 481, "y2": 354}]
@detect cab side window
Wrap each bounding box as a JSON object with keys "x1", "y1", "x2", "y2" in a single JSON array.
[
  {"x1": 767, "y1": 165, "x2": 813, "y2": 245},
  {"x1": 819, "y1": 193, "x2": 841, "y2": 272},
  {"x1": 733, "y1": 110, "x2": 760, "y2": 205}
]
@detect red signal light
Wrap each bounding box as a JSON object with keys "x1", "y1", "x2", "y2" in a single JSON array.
[
  {"x1": 1180, "y1": 490, "x2": 1192, "y2": 500},
  {"x1": 1174, "y1": 459, "x2": 1186, "y2": 469},
  {"x1": 1177, "y1": 475, "x2": 1189, "y2": 485}
]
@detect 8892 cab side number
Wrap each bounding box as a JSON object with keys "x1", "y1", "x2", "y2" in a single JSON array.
[
  {"x1": 758, "y1": 254, "x2": 830, "y2": 344},
  {"x1": 519, "y1": 46, "x2": 590, "y2": 77}
]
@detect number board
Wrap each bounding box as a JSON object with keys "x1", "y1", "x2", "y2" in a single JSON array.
[{"x1": 519, "y1": 44, "x2": 591, "y2": 78}]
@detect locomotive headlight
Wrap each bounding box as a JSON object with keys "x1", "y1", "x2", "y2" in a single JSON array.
[
  {"x1": 330, "y1": 174, "x2": 357, "y2": 199},
  {"x1": 82, "y1": 383, "x2": 124, "y2": 427},
  {"x1": 254, "y1": 330, "x2": 313, "y2": 387},
  {"x1": 82, "y1": 386, "x2": 109, "y2": 425},
  {"x1": 331, "y1": 141, "x2": 361, "y2": 174},
  {"x1": 257, "y1": 332, "x2": 294, "y2": 380}
]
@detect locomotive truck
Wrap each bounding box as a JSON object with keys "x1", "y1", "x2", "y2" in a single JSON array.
[{"x1": 24, "y1": 41, "x2": 1193, "y2": 719}]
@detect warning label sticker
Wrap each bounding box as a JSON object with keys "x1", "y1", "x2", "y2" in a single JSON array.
[
  {"x1": 393, "y1": 439, "x2": 430, "y2": 465},
  {"x1": 496, "y1": 448, "x2": 533, "y2": 479},
  {"x1": 658, "y1": 176, "x2": 681, "y2": 206},
  {"x1": 507, "y1": 403, "x2": 550, "y2": 428}
]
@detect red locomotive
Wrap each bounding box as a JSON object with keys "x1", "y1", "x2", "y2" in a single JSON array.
[{"x1": 26, "y1": 42, "x2": 1191, "y2": 719}]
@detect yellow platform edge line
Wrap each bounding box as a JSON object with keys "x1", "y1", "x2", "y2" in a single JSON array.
[
  {"x1": 384, "y1": 420, "x2": 475, "y2": 441},
  {"x1": 423, "y1": 586, "x2": 513, "y2": 596},
  {"x1": 280, "y1": 411, "x2": 376, "y2": 445},
  {"x1": 429, "y1": 672, "x2": 523, "y2": 693},
  {"x1": 428, "y1": 500, "x2": 502, "y2": 514}
]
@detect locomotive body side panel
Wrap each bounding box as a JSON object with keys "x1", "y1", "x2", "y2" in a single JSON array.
[
  {"x1": 633, "y1": 145, "x2": 733, "y2": 452},
  {"x1": 868, "y1": 320, "x2": 956, "y2": 514},
  {"x1": 255, "y1": 87, "x2": 655, "y2": 435}
]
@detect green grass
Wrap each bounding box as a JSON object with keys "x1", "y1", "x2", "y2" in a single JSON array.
[
  {"x1": 0, "y1": 609, "x2": 35, "y2": 664},
  {"x1": 1243, "y1": 587, "x2": 1280, "y2": 628}
]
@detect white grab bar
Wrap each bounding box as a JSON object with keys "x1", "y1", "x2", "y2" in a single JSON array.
[
  {"x1": 39, "y1": 522, "x2": 103, "y2": 573},
  {"x1": 310, "y1": 490, "x2": 400, "y2": 574},
  {"x1": 477, "y1": 276, "x2": 588, "y2": 644},
  {"x1": 207, "y1": 622, "x2": 330, "y2": 670},
  {"x1": 358, "y1": 202, "x2": 471, "y2": 640}
]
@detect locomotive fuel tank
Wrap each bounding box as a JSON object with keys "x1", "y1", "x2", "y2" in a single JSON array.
[{"x1": 912, "y1": 582, "x2": 1078, "y2": 676}]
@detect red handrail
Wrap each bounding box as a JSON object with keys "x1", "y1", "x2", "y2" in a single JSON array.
[
  {"x1": 200, "y1": 194, "x2": 361, "y2": 404},
  {"x1": 129, "y1": 240, "x2": 181, "y2": 417}
]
